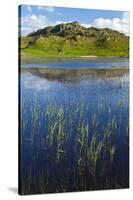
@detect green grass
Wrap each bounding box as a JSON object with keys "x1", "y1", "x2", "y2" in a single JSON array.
[{"x1": 20, "y1": 35, "x2": 129, "y2": 58}]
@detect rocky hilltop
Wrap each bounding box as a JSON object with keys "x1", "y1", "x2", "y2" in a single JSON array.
[{"x1": 20, "y1": 21, "x2": 129, "y2": 58}]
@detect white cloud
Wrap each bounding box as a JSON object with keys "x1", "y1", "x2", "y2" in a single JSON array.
[
  {"x1": 21, "y1": 15, "x2": 71, "y2": 36},
  {"x1": 55, "y1": 20, "x2": 71, "y2": 25},
  {"x1": 21, "y1": 11, "x2": 129, "y2": 36},
  {"x1": 84, "y1": 12, "x2": 129, "y2": 35},
  {"x1": 37, "y1": 6, "x2": 55, "y2": 13},
  {"x1": 24, "y1": 74, "x2": 51, "y2": 91},
  {"x1": 21, "y1": 14, "x2": 53, "y2": 36}
]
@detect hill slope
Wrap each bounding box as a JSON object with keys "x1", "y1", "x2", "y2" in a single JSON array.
[{"x1": 20, "y1": 21, "x2": 129, "y2": 58}]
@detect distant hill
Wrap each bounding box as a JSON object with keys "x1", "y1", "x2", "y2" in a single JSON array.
[{"x1": 20, "y1": 21, "x2": 129, "y2": 58}]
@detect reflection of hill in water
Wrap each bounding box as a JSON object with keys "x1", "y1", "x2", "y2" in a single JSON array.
[{"x1": 21, "y1": 68, "x2": 129, "y2": 84}]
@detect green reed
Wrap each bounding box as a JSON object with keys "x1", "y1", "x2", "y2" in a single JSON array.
[{"x1": 20, "y1": 94, "x2": 129, "y2": 194}]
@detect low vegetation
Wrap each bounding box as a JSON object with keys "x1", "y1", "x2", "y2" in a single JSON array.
[
  {"x1": 19, "y1": 22, "x2": 129, "y2": 58},
  {"x1": 20, "y1": 85, "x2": 129, "y2": 194}
]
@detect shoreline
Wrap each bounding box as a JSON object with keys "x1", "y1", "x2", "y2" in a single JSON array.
[
  {"x1": 80, "y1": 55, "x2": 98, "y2": 59},
  {"x1": 20, "y1": 55, "x2": 129, "y2": 64}
]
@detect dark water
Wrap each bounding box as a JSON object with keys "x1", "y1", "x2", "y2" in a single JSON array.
[{"x1": 20, "y1": 58, "x2": 129, "y2": 194}]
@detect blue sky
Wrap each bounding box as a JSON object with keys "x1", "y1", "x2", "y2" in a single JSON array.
[{"x1": 19, "y1": 5, "x2": 129, "y2": 36}]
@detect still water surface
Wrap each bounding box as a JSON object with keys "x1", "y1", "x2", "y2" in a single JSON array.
[{"x1": 20, "y1": 58, "x2": 129, "y2": 194}]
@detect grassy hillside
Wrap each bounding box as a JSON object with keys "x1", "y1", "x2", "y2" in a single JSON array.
[{"x1": 20, "y1": 22, "x2": 129, "y2": 58}]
